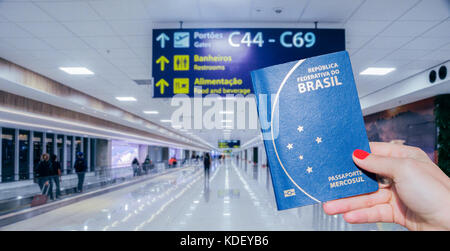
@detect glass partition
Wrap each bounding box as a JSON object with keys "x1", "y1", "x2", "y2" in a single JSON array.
[
  {"x1": 1, "y1": 128, "x2": 15, "y2": 182},
  {"x1": 32, "y1": 132, "x2": 43, "y2": 172},
  {"x1": 75, "y1": 137, "x2": 82, "y2": 154},
  {"x1": 45, "y1": 133, "x2": 54, "y2": 155},
  {"x1": 18, "y1": 130, "x2": 30, "y2": 180}
]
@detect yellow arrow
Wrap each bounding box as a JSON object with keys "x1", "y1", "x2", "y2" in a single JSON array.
[
  {"x1": 155, "y1": 79, "x2": 169, "y2": 94},
  {"x1": 156, "y1": 56, "x2": 169, "y2": 71}
]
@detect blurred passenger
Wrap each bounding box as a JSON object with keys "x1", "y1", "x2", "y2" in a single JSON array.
[
  {"x1": 142, "y1": 156, "x2": 152, "y2": 174},
  {"x1": 50, "y1": 154, "x2": 62, "y2": 199},
  {"x1": 74, "y1": 152, "x2": 87, "y2": 193},
  {"x1": 169, "y1": 156, "x2": 177, "y2": 168},
  {"x1": 204, "y1": 152, "x2": 211, "y2": 182},
  {"x1": 34, "y1": 153, "x2": 54, "y2": 200},
  {"x1": 132, "y1": 158, "x2": 140, "y2": 176}
]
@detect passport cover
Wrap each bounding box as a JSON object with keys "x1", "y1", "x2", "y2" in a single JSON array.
[{"x1": 251, "y1": 51, "x2": 379, "y2": 210}]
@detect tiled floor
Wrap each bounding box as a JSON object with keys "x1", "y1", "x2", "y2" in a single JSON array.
[{"x1": 0, "y1": 159, "x2": 405, "y2": 231}]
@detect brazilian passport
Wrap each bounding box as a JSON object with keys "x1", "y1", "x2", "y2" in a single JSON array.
[{"x1": 251, "y1": 51, "x2": 379, "y2": 210}]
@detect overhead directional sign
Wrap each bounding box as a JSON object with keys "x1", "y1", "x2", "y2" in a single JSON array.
[
  {"x1": 152, "y1": 28, "x2": 345, "y2": 98},
  {"x1": 218, "y1": 140, "x2": 241, "y2": 149}
]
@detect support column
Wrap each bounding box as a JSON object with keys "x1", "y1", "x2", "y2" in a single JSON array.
[
  {"x1": 62, "y1": 135, "x2": 67, "y2": 174},
  {"x1": 53, "y1": 134, "x2": 57, "y2": 156},
  {"x1": 29, "y1": 131, "x2": 34, "y2": 179},
  {"x1": 0, "y1": 127, "x2": 3, "y2": 182},
  {"x1": 71, "y1": 136, "x2": 76, "y2": 172},
  {"x1": 107, "y1": 139, "x2": 112, "y2": 168},
  {"x1": 42, "y1": 132, "x2": 47, "y2": 154},
  {"x1": 87, "y1": 138, "x2": 91, "y2": 172},
  {"x1": 80, "y1": 137, "x2": 84, "y2": 155},
  {"x1": 14, "y1": 129, "x2": 19, "y2": 181}
]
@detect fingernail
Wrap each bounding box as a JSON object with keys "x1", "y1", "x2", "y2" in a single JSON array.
[{"x1": 353, "y1": 149, "x2": 370, "y2": 160}]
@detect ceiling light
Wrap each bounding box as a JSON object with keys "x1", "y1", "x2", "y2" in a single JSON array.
[
  {"x1": 160, "y1": 119, "x2": 171, "y2": 123},
  {"x1": 116, "y1": 97, "x2": 137, "y2": 101},
  {"x1": 221, "y1": 120, "x2": 233, "y2": 123},
  {"x1": 143, "y1": 110, "x2": 159, "y2": 114},
  {"x1": 220, "y1": 111, "x2": 234, "y2": 114},
  {"x1": 360, "y1": 67, "x2": 395, "y2": 76},
  {"x1": 59, "y1": 67, "x2": 94, "y2": 75}
]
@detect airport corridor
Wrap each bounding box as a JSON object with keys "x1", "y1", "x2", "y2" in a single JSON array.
[{"x1": 0, "y1": 159, "x2": 403, "y2": 231}]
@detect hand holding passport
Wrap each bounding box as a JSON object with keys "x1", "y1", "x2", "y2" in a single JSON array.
[
  {"x1": 251, "y1": 51, "x2": 379, "y2": 210},
  {"x1": 251, "y1": 51, "x2": 450, "y2": 231}
]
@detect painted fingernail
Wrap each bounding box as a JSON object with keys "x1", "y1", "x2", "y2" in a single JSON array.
[{"x1": 353, "y1": 149, "x2": 370, "y2": 160}]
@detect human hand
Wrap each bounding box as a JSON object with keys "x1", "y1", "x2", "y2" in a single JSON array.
[{"x1": 323, "y1": 142, "x2": 450, "y2": 231}]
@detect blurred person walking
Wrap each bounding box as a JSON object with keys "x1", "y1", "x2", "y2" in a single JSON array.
[
  {"x1": 74, "y1": 152, "x2": 87, "y2": 193},
  {"x1": 132, "y1": 157, "x2": 141, "y2": 176},
  {"x1": 204, "y1": 152, "x2": 211, "y2": 182},
  {"x1": 143, "y1": 156, "x2": 152, "y2": 174},
  {"x1": 34, "y1": 153, "x2": 54, "y2": 200},
  {"x1": 50, "y1": 154, "x2": 62, "y2": 199}
]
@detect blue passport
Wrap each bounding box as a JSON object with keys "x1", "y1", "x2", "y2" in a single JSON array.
[{"x1": 251, "y1": 51, "x2": 379, "y2": 210}]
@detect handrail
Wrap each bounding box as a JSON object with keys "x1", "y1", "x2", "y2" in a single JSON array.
[
  {"x1": 0, "y1": 159, "x2": 199, "y2": 184},
  {"x1": 0, "y1": 161, "x2": 201, "y2": 215}
]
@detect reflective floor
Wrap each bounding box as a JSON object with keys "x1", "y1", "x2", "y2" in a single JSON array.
[{"x1": 0, "y1": 159, "x2": 405, "y2": 231}]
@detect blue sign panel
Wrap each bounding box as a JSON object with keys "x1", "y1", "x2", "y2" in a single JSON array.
[
  {"x1": 152, "y1": 28, "x2": 345, "y2": 98},
  {"x1": 218, "y1": 140, "x2": 241, "y2": 149}
]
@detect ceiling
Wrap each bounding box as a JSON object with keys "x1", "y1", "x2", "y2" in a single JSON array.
[{"x1": 0, "y1": 0, "x2": 449, "y2": 149}]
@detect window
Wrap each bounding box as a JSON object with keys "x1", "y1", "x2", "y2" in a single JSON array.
[
  {"x1": 46, "y1": 133, "x2": 54, "y2": 155},
  {"x1": 18, "y1": 130, "x2": 30, "y2": 180},
  {"x1": 2, "y1": 128, "x2": 15, "y2": 182},
  {"x1": 33, "y1": 132, "x2": 43, "y2": 172},
  {"x1": 90, "y1": 138, "x2": 96, "y2": 172},
  {"x1": 75, "y1": 137, "x2": 82, "y2": 155}
]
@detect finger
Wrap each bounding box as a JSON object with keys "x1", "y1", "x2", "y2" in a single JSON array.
[
  {"x1": 323, "y1": 188, "x2": 391, "y2": 215},
  {"x1": 353, "y1": 149, "x2": 407, "y2": 179},
  {"x1": 343, "y1": 204, "x2": 394, "y2": 224},
  {"x1": 369, "y1": 142, "x2": 431, "y2": 163}
]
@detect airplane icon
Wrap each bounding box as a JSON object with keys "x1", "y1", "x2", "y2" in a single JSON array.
[
  {"x1": 174, "y1": 32, "x2": 190, "y2": 48},
  {"x1": 175, "y1": 34, "x2": 189, "y2": 41}
]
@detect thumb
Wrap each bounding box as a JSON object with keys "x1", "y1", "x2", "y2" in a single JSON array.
[{"x1": 353, "y1": 149, "x2": 405, "y2": 180}]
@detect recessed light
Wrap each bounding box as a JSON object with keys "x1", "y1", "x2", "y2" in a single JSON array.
[
  {"x1": 360, "y1": 67, "x2": 395, "y2": 76},
  {"x1": 160, "y1": 119, "x2": 171, "y2": 123},
  {"x1": 143, "y1": 110, "x2": 159, "y2": 114},
  {"x1": 59, "y1": 67, "x2": 94, "y2": 75},
  {"x1": 115, "y1": 97, "x2": 137, "y2": 101}
]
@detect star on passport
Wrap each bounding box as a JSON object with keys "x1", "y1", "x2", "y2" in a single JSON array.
[
  {"x1": 306, "y1": 167, "x2": 313, "y2": 173},
  {"x1": 298, "y1": 155, "x2": 304, "y2": 160},
  {"x1": 287, "y1": 143, "x2": 293, "y2": 150},
  {"x1": 315, "y1": 137, "x2": 322, "y2": 144},
  {"x1": 297, "y1": 126, "x2": 304, "y2": 132}
]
